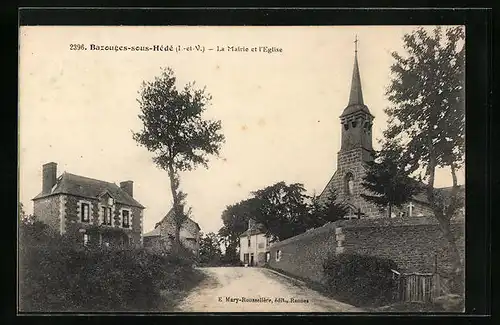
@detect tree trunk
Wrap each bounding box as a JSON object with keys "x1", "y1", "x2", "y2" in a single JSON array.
[
  {"x1": 427, "y1": 142, "x2": 463, "y2": 293},
  {"x1": 167, "y1": 164, "x2": 183, "y2": 253},
  {"x1": 387, "y1": 203, "x2": 392, "y2": 219}
]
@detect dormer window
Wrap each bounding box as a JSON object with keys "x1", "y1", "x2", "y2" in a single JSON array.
[{"x1": 102, "y1": 206, "x2": 112, "y2": 225}]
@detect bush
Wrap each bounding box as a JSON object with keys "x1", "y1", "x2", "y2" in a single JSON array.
[
  {"x1": 18, "y1": 221, "x2": 202, "y2": 312},
  {"x1": 322, "y1": 253, "x2": 398, "y2": 307}
]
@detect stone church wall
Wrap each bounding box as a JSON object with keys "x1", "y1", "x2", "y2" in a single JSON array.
[
  {"x1": 268, "y1": 217, "x2": 464, "y2": 285},
  {"x1": 318, "y1": 148, "x2": 382, "y2": 217}
]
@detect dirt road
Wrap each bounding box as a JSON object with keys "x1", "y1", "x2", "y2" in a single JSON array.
[{"x1": 174, "y1": 267, "x2": 362, "y2": 312}]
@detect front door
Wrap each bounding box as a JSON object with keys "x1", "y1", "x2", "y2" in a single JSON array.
[{"x1": 250, "y1": 254, "x2": 254, "y2": 266}]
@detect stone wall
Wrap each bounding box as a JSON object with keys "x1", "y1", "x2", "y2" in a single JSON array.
[
  {"x1": 268, "y1": 217, "x2": 465, "y2": 285},
  {"x1": 33, "y1": 196, "x2": 61, "y2": 231},
  {"x1": 318, "y1": 148, "x2": 381, "y2": 217},
  {"x1": 158, "y1": 215, "x2": 200, "y2": 255},
  {"x1": 33, "y1": 194, "x2": 142, "y2": 247}
]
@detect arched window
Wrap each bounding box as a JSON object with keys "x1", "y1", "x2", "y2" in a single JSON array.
[
  {"x1": 344, "y1": 123, "x2": 349, "y2": 130},
  {"x1": 344, "y1": 172, "x2": 354, "y2": 196},
  {"x1": 352, "y1": 121, "x2": 358, "y2": 128}
]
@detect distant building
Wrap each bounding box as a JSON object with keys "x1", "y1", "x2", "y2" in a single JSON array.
[
  {"x1": 32, "y1": 162, "x2": 145, "y2": 248},
  {"x1": 143, "y1": 208, "x2": 201, "y2": 257},
  {"x1": 239, "y1": 219, "x2": 270, "y2": 266}
]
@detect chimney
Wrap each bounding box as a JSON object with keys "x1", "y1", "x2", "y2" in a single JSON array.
[
  {"x1": 120, "y1": 181, "x2": 133, "y2": 197},
  {"x1": 42, "y1": 162, "x2": 57, "y2": 194},
  {"x1": 248, "y1": 218, "x2": 256, "y2": 230}
]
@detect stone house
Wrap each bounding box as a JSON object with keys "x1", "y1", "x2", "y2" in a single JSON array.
[
  {"x1": 32, "y1": 162, "x2": 145, "y2": 248},
  {"x1": 239, "y1": 219, "x2": 270, "y2": 267},
  {"x1": 143, "y1": 208, "x2": 201, "y2": 257}
]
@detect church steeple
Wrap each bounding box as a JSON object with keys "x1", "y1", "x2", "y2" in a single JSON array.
[
  {"x1": 339, "y1": 36, "x2": 374, "y2": 157},
  {"x1": 341, "y1": 36, "x2": 371, "y2": 117},
  {"x1": 348, "y1": 35, "x2": 364, "y2": 106}
]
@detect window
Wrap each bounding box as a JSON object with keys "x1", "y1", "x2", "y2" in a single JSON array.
[
  {"x1": 247, "y1": 236, "x2": 251, "y2": 247},
  {"x1": 81, "y1": 203, "x2": 90, "y2": 223},
  {"x1": 122, "y1": 210, "x2": 130, "y2": 228},
  {"x1": 344, "y1": 172, "x2": 354, "y2": 196},
  {"x1": 352, "y1": 121, "x2": 357, "y2": 128},
  {"x1": 276, "y1": 250, "x2": 282, "y2": 262},
  {"x1": 102, "y1": 206, "x2": 112, "y2": 225},
  {"x1": 83, "y1": 234, "x2": 90, "y2": 246},
  {"x1": 344, "y1": 123, "x2": 349, "y2": 130}
]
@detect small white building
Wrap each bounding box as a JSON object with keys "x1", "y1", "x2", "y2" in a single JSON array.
[{"x1": 239, "y1": 219, "x2": 270, "y2": 266}]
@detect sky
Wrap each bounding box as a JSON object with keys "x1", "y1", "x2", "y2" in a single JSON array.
[{"x1": 19, "y1": 26, "x2": 465, "y2": 234}]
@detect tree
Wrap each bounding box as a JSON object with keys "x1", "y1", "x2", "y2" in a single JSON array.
[
  {"x1": 133, "y1": 67, "x2": 225, "y2": 251},
  {"x1": 218, "y1": 202, "x2": 252, "y2": 264},
  {"x1": 361, "y1": 142, "x2": 423, "y2": 218},
  {"x1": 384, "y1": 26, "x2": 465, "y2": 281},
  {"x1": 198, "y1": 232, "x2": 223, "y2": 266},
  {"x1": 308, "y1": 190, "x2": 348, "y2": 227},
  {"x1": 250, "y1": 182, "x2": 311, "y2": 241}
]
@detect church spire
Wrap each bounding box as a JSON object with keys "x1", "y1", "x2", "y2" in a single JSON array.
[{"x1": 347, "y1": 35, "x2": 364, "y2": 107}]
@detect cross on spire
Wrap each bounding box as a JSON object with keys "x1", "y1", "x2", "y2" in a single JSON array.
[{"x1": 347, "y1": 35, "x2": 364, "y2": 107}]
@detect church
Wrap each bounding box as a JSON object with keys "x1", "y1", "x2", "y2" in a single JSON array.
[{"x1": 316, "y1": 40, "x2": 435, "y2": 219}]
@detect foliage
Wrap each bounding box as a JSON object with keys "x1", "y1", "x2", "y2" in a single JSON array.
[
  {"x1": 322, "y1": 253, "x2": 398, "y2": 307},
  {"x1": 251, "y1": 182, "x2": 311, "y2": 241},
  {"x1": 361, "y1": 143, "x2": 424, "y2": 217},
  {"x1": 18, "y1": 220, "x2": 202, "y2": 312},
  {"x1": 198, "y1": 232, "x2": 223, "y2": 266},
  {"x1": 218, "y1": 200, "x2": 253, "y2": 262},
  {"x1": 308, "y1": 190, "x2": 348, "y2": 227},
  {"x1": 133, "y1": 67, "x2": 225, "y2": 249},
  {"x1": 384, "y1": 26, "x2": 465, "y2": 276},
  {"x1": 219, "y1": 182, "x2": 349, "y2": 246}
]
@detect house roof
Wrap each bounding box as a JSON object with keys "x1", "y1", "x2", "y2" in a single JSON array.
[
  {"x1": 143, "y1": 227, "x2": 161, "y2": 237},
  {"x1": 239, "y1": 223, "x2": 267, "y2": 237},
  {"x1": 436, "y1": 185, "x2": 465, "y2": 200},
  {"x1": 155, "y1": 208, "x2": 201, "y2": 231},
  {"x1": 32, "y1": 172, "x2": 145, "y2": 209}
]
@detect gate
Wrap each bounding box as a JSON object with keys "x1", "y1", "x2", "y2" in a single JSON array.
[{"x1": 392, "y1": 270, "x2": 441, "y2": 303}]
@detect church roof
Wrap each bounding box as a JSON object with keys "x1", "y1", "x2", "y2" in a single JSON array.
[{"x1": 341, "y1": 38, "x2": 373, "y2": 118}]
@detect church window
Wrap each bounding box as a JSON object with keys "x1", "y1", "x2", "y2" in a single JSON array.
[
  {"x1": 352, "y1": 121, "x2": 357, "y2": 128},
  {"x1": 344, "y1": 123, "x2": 349, "y2": 130},
  {"x1": 344, "y1": 173, "x2": 354, "y2": 196}
]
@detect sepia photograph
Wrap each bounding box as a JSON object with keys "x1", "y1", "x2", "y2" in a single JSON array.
[{"x1": 18, "y1": 25, "x2": 465, "y2": 313}]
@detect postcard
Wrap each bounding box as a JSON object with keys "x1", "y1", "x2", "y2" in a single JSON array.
[{"x1": 18, "y1": 25, "x2": 465, "y2": 313}]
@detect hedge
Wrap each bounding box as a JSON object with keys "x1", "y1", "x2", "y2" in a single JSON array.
[
  {"x1": 322, "y1": 253, "x2": 398, "y2": 307},
  {"x1": 18, "y1": 221, "x2": 203, "y2": 312}
]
